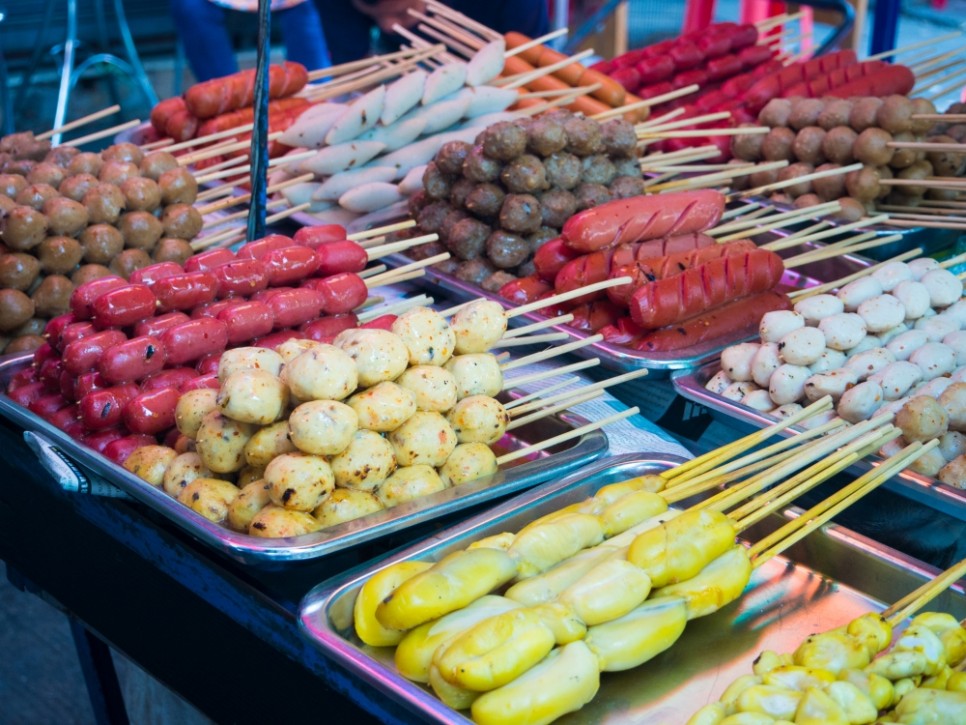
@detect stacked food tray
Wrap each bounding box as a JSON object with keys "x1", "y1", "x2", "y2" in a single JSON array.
[
  {"x1": 298, "y1": 453, "x2": 966, "y2": 723},
  {"x1": 0, "y1": 351, "x2": 607, "y2": 566}
]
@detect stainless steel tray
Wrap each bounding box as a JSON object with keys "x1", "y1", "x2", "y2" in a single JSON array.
[
  {"x1": 298, "y1": 453, "x2": 966, "y2": 725},
  {"x1": 382, "y1": 244, "x2": 872, "y2": 378},
  {"x1": 0, "y1": 353, "x2": 607, "y2": 567},
  {"x1": 673, "y1": 360, "x2": 966, "y2": 521}
]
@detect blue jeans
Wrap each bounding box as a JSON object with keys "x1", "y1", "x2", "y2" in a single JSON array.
[{"x1": 170, "y1": 0, "x2": 331, "y2": 82}]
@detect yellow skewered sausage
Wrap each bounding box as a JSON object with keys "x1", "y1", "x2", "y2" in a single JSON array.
[
  {"x1": 530, "y1": 602, "x2": 587, "y2": 645},
  {"x1": 558, "y1": 559, "x2": 652, "y2": 626},
  {"x1": 793, "y1": 686, "x2": 850, "y2": 724},
  {"x1": 391, "y1": 306, "x2": 456, "y2": 366},
  {"x1": 736, "y1": 684, "x2": 801, "y2": 720},
  {"x1": 216, "y1": 369, "x2": 289, "y2": 424},
  {"x1": 226, "y1": 480, "x2": 272, "y2": 532},
  {"x1": 584, "y1": 596, "x2": 689, "y2": 672},
  {"x1": 354, "y1": 560, "x2": 435, "y2": 647},
  {"x1": 243, "y1": 420, "x2": 297, "y2": 468},
  {"x1": 651, "y1": 545, "x2": 753, "y2": 620},
  {"x1": 438, "y1": 442, "x2": 498, "y2": 486},
  {"x1": 507, "y1": 512, "x2": 604, "y2": 579},
  {"x1": 281, "y1": 343, "x2": 358, "y2": 401},
  {"x1": 313, "y1": 488, "x2": 383, "y2": 527}
]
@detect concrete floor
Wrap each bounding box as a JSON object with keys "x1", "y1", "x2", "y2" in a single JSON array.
[{"x1": 1, "y1": 3, "x2": 964, "y2": 723}]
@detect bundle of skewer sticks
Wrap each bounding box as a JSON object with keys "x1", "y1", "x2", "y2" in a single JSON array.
[
  {"x1": 349, "y1": 398, "x2": 946, "y2": 723},
  {"x1": 686, "y1": 555, "x2": 966, "y2": 724}
]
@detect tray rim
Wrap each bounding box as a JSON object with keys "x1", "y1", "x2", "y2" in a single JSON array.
[
  {"x1": 0, "y1": 352, "x2": 608, "y2": 567},
  {"x1": 672, "y1": 360, "x2": 966, "y2": 521}
]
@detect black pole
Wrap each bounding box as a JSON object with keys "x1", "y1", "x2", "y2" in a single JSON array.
[{"x1": 247, "y1": 0, "x2": 271, "y2": 241}]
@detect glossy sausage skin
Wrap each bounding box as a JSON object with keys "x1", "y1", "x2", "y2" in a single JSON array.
[
  {"x1": 98, "y1": 336, "x2": 167, "y2": 384},
  {"x1": 315, "y1": 240, "x2": 368, "y2": 276},
  {"x1": 217, "y1": 300, "x2": 275, "y2": 344},
  {"x1": 312, "y1": 273, "x2": 368, "y2": 315},
  {"x1": 236, "y1": 234, "x2": 295, "y2": 260},
  {"x1": 63, "y1": 329, "x2": 128, "y2": 375},
  {"x1": 499, "y1": 275, "x2": 553, "y2": 305},
  {"x1": 129, "y1": 261, "x2": 185, "y2": 286},
  {"x1": 293, "y1": 225, "x2": 347, "y2": 246},
  {"x1": 533, "y1": 237, "x2": 582, "y2": 283},
  {"x1": 134, "y1": 311, "x2": 190, "y2": 339},
  {"x1": 152, "y1": 272, "x2": 219, "y2": 312},
  {"x1": 183, "y1": 372, "x2": 220, "y2": 391},
  {"x1": 140, "y1": 367, "x2": 199, "y2": 393},
  {"x1": 561, "y1": 190, "x2": 725, "y2": 252},
  {"x1": 160, "y1": 317, "x2": 229, "y2": 366},
  {"x1": 212, "y1": 258, "x2": 270, "y2": 297},
  {"x1": 263, "y1": 245, "x2": 320, "y2": 286},
  {"x1": 103, "y1": 434, "x2": 158, "y2": 464},
  {"x1": 266, "y1": 287, "x2": 324, "y2": 328},
  {"x1": 79, "y1": 384, "x2": 140, "y2": 430},
  {"x1": 91, "y1": 284, "x2": 157, "y2": 328},
  {"x1": 299, "y1": 314, "x2": 358, "y2": 342},
  {"x1": 184, "y1": 248, "x2": 235, "y2": 273},
  {"x1": 70, "y1": 276, "x2": 127, "y2": 320},
  {"x1": 123, "y1": 387, "x2": 181, "y2": 435}
]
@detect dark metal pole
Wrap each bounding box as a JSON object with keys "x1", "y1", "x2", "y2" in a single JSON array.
[{"x1": 247, "y1": 0, "x2": 272, "y2": 241}]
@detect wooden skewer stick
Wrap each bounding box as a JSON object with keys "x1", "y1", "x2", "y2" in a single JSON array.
[
  {"x1": 37, "y1": 104, "x2": 122, "y2": 141},
  {"x1": 634, "y1": 111, "x2": 732, "y2": 137},
  {"x1": 912, "y1": 58, "x2": 964, "y2": 86},
  {"x1": 363, "y1": 251, "x2": 447, "y2": 288},
  {"x1": 356, "y1": 293, "x2": 434, "y2": 323},
  {"x1": 624, "y1": 83, "x2": 702, "y2": 112},
  {"x1": 357, "y1": 264, "x2": 387, "y2": 279},
  {"x1": 880, "y1": 204, "x2": 966, "y2": 217},
  {"x1": 771, "y1": 220, "x2": 834, "y2": 248},
  {"x1": 364, "y1": 233, "x2": 439, "y2": 261},
  {"x1": 640, "y1": 126, "x2": 769, "y2": 141},
  {"x1": 196, "y1": 173, "x2": 315, "y2": 215},
  {"x1": 719, "y1": 203, "x2": 773, "y2": 222},
  {"x1": 202, "y1": 198, "x2": 287, "y2": 228},
  {"x1": 912, "y1": 113, "x2": 966, "y2": 122},
  {"x1": 424, "y1": 0, "x2": 501, "y2": 40},
  {"x1": 409, "y1": 9, "x2": 489, "y2": 49},
  {"x1": 518, "y1": 86, "x2": 595, "y2": 100},
  {"x1": 738, "y1": 161, "x2": 862, "y2": 198},
  {"x1": 662, "y1": 396, "x2": 833, "y2": 483},
  {"x1": 506, "y1": 389, "x2": 604, "y2": 430},
  {"x1": 640, "y1": 143, "x2": 720, "y2": 166},
  {"x1": 496, "y1": 408, "x2": 640, "y2": 466},
  {"x1": 648, "y1": 162, "x2": 754, "y2": 172},
  {"x1": 715, "y1": 200, "x2": 840, "y2": 240},
  {"x1": 649, "y1": 160, "x2": 788, "y2": 194},
  {"x1": 505, "y1": 376, "x2": 584, "y2": 411},
  {"x1": 634, "y1": 107, "x2": 687, "y2": 129},
  {"x1": 505, "y1": 28, "x2": 569, "y2": 58},
  {"x1": 306, "y1": 45, "x2": 432, "y2": 82},
  {"x1": 349, "y1": 219, "x2": 417, "y2": 243},
  {"x1": 881, "y1": 177, "x2": 966, "y2": 190},
  {"x1": 189, "y1": 154, "x2": 251, "y2": 177},
  {"x1": 786, "y1": 233, "x2": 904, "y2": 268},
  {"x1": 308, "y1": 44, "x2": 447, "y2": 102},
  {"x1": 884, "y1": 210, "x2": 966, "y2": 224},
  {"x1": 498, "y1": 49, "x2": 595, "y2": 90},
  {"x1": 886, "y1": 218, "x2": 966, "y2": 231},
  {"x1": 194, "y1": 149, "x2": 316, "y2": 184},
  {"x1": 61, "y1": 119, "x2": 141, "y2": 148},
  {"x1": 503, "y1": 358, "x2": 601, "y2": 390},
  {"x1": 517, "y1": 84, "x2": 603, "y2": 117},
  {"x1": 788, "y1": 248, "x2": 923, "y2": 300},
  {"x1": 190, "y1": 203, "x2": 311, "y2": 251},
  {"x1": 867, "y1": 30, "x2": 963, "y2": 60},
  {"x1": 713, "y1": 200, "x2": 838, "y2": 235},
  {"x1": 141, "y1": 138, "x2": 175, "y2": 151},
  {"x1": 159, "y1": 122, "x2": 256, "y2": 154},
  {"x1": 491, "y1": 332, "x2": 572, "y2": 348},
  {"x1": 501, "y1": 334, "x2": 604, "y2": 372},
  {"x1": 509, "y1": 368, "x2": 649, "y2": 418},
  {"x1": 923, "y1": 66, "x2": 966, "y2": 101},
  {"x1": 508, "y1": 276, "x2": 633, "y2": 319},
  {"x1": 771, "y1": 214, "x2": 889, "y2": 248},
  {"x1": 883, "y1": 553, "x2": 966, "y2": 626},
  {"x1": 414, "y1": 22, "x2": 480, "y2": 58},
  {"x1": 178, "y1": 132, "x2": 283, "y2": 166},
  {"x1": 503, "y1": 314, "x2": 575, "y2": 339},
  {"x1": 940, "y1": 251, "x2": 966, "y2": 269}
]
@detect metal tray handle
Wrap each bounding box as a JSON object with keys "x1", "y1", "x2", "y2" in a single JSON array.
[{"x1": 23, "y1": 431, "x2": 131, "y2": 499}]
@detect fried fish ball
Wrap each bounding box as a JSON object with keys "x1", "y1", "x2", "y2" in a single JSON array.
[
  {"x1": 162, "y1": 451, "x2": 220, "y2": 498},
  {"x1": 330, "y1": 429, "x2": 397, "y2": 491},
  {"x1": 396, "y1": 365, "x2": 459, "y2": 412},
  {"x1": 349, "y1": 381, "x2": 417, "y2": 432},
  {"x1": 243, "y1": 420, "x2": 297, "y2": 468},
  {"x1": 314, "y1": 488, "x2": 384, "y2": 527},
  {"x1": 896, "y1": 396, "x2": 948, "y2": 442},
  {"x1": 445, "y1": 353, "x2": 503, "y2": 398},
  {"x1": 226, "y1": 480, "x2": 272, "y2": 532},
  {"x1": 1, "y1": 205, "x2": 48, "y2": 251},
  {"x1": 152, "y1": 237, "x2": 193, "y2": 265},
  {"x1": 391, "y1": 306, "x2": 456, "y2": 366},
  {"x1": 177, "y1": 477, "x2": 240, "y2": 523},
  {"x1": 118, "y1": 210, "x2": 164, "y2": 250},
  {"x1": 375, "y1": 464, "x2": 447, "y2": 508},
  {"x1": 175, "y1": 388, "x2": 219, "y2": 437},
  {"x1": 281, "y1": 343, "x2": 358, "y2": 401},
  {"x1": 288, "y1": 400, "x2": 358, "y2": 456},
  {"x1": 265, "y1": 452, "x2": 335, "y2": 511},
  {"x1": 938, "y1": 455, "x2": 966, "y2": 489},
  {"x1": 195, "y1": 410, "x2": 256, "y2": 473},
  {"x1": 451, "y1": 300, "x2": 507, "y2": 354},
  {"x1": 447, "y1": 395, "x2": 509, "y2": 445},
  {"x1": 124, "y1": 445, "x2": 179, "y2": 487},
  {"x1": 248, "y1": 505, "x2": 322, "y2": 538},
  {"x1": 0, "y1": 253, "x2": 40, "y2": 291},
  {"x1": 217, "y1": 369, "x2": 288, "y2": 425},
  {"x1": 389, "y1": 411, "x2": 458, "y2": 467},
  {"x1": 36, "y1": 236, "x2": 83, "y2": 275},
  {"x1": 335, "y1": 328, "x2": 410, "y2": 387},
  {"x1": 439, "y1": 442, "x2": 498, "y2": 486},
  {"x1": 109, "y1": 248, "x2": 152, "y2": 278},
  {"x1": 218, "y1": 347, "x2": 284, "y2": 381},
  {"x1": 80, "y1": 223, "x2": 125, "y2": 264},
  {"x1": 0, "y1": 289, "x2": 35, "y2": 332}
]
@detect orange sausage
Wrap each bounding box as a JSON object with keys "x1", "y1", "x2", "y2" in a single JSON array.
[{"x1": 505, "y1": 32, "x2": 627, "y2": 108}]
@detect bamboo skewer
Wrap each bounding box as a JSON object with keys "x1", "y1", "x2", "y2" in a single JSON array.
[
  {"x1": 505, "y1": 377, "x2": 584, "y2": 411},
  {"x1": 867, "y1": 30, "x2": 963, "y2": 60},
  {"x1": 37, "y1": 105, "x2": 122, "y2": 141},
  {"x1": 785, "y1": 233, "x2": 903, "y2": 266},
  {"x1": 501, "y1": 335, "x2": 604, "y2": 372},
  {"x1": 306, "y1": 46, "x2": 434, "y2": 82},
  {"x1": 357, "y1": 264, "x2": 387, "y2": 279},
  {"x1": 506, "y1": 390, "x2": 604, "y2": 430},
  {"x1": 634, "y1": 107, "x2": 687, "y2": 129},
  {"x1": 306, "y1": 45, "x2": 447, "y2": 102},
  {"x1": 634, "y1": 111, "x2": 732, "y2": 137},
  {"x1": 923, "y1": 66, "x2": 966, "y2": 101},
  {"x1": 788, "y1": 248, "x2": 923, "y2": 300},
  {"x1": 649, "y1": 160, "x2": 788, "y2": 194},
  {"x1": 356, "y1": 294, "x2": 434, "y2": 323},
  {"x1": 719, "y1": 203, "x2": 772, "y2": 222},
  {"x1": 490, "y1": 332, "x2": 571, "y2": 349},
  {"x1": 178, "y1": 132, "x2": 283, "y2": 166},
  {"x1": 888, "y1": 219, "x2": 966, "y2": 231},
  {"x1": 503, "y1": 358, "x2": 601, "y2": 389},
  {"x1": 940, "y1": 251, "x2": 966, "y2": 269},
  {"x1": 424, "y1": 0, "x2": 500, "y2": 40},
  {"x1": 640, "y1": 125, "x2": 767, "y2": 140},
  {"x1": 414, "y1": 23, "x2": 480, "y2": 58},
  {"x1": 498, "y1": 49, "x2": 595, "y2": 90},
  {"x1": 502, "y1": 314, "x2": 575, "y2": 339},
  {"x1": 202, "y1": 198, "x2": 287, "y2": 228},
  {"x1": 507, "y1": 277, "x2": 633, "y2": 319},
  {"x1": 884, "y1": 211, "x2": 966, "y2": 225},
  {"x1": 61, "y1": 119, "x2": 141, "y2": 148},
  {"x1": 196, "y1": 173, "x2": 314, "y2": 215},
  {"x1": 190, "y1": 203, "x2": 311, "y2": 251},
  {"x1": 496, "y1": 408, "x2": 640, "y2": 466},
  {"x1": 715, "y1": 201, "x2": 841, "y2": 240},
  {"x1": 509, "y1": 368, "x2": 649, "y2": 418},
  {"x1": 770, "y1": 220, "x2": 832, "y2": 248},
  {"x1": 639, "y1": 144, "x2": 722, "y2": 167},
  {"x1": 505, "y1": 28, "x2": 569, "y2": 57},
  {"x1": 883, "y1": 554, "x2": 966, "y2": 625},
  {"x1": 194, "y1": 149, "x2": 316, "y2": 184},
  {"x1": 363, "y1": 251, "x2": 447, "y2": 288},
  {"x1": 408, "y1": 9, "x2": 489, "y2": 50},
  {"x1": 881, "y1": 177, "x2": 966, "y2": 190},
  {"x1": 738, "y1": 162, "x2": 862, "y2": 198}
]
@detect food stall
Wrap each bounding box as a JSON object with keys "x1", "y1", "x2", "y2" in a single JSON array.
[{"x1": 1, "y1": 3, "x2": 966, "y2": 723}]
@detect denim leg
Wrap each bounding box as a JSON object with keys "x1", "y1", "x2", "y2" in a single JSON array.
[
  {"x1": 169, "y1": 0, "x2": 239, "y2": 82},
  {"x1": 276, "y1": 1, "x2": 331, "y2": 71},
  {"x1": 312, "y1": 0, "x2": 372, "y2": 65}
]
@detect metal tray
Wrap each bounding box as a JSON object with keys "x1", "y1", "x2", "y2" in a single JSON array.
[
  {"x1": 673, "y1": 360, "x2": 966, "y2": 522},
  {"x1": 298, "y1": 453, "x2": 966, "y2": 725},
  {"x1": 381, "y1": 245, "x2": 872, "y2": 378},
  {"x1": 0, "y1": 353, "x2": 607, "y2": 567}
]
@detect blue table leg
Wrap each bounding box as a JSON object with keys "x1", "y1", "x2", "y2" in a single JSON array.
[
  {"x1": 69, "y1": 618, "x2": 130, "y2": 725},
  {"x1": 869, "y1": 0, "x2": 901, "y2": 57}
]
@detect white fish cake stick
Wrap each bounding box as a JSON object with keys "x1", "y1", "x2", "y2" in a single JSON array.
[
  {"x1": 379, "y1": 129, "x2": 474, "y2": 179},
  {"x1": 423, "y1": 62, "x2": 468, "y2": 105},
  {"x1": 313, "y1": 166, "x2": 398, "y2": 201},
  {"x1": 340, "y1": 182, "x2": 405, "y2": 213},
  {"x1": 345, "y1": 200, "x2": 411, "y2": 235},
  {"x1": 420, "y1": 95, "x2": 472, "y2": 135},
  {"x1": 278, "y1": 103, "x2": 346, "y2": 148},
  {"x1": 326, "y1": 85, "x2": 387, "y2": 145},
  {"x1": 280, "y1": 181, "x2": 322, "y2": 208},
  {"x1": 459, "y1": 110, "x2": 525, "y2": 131},
  {"x1": 456, "y1": 86, "x2": 519, "y2": 118},
  {"x1": 398, "y1": 165, "x2": 428, "y2": 196},
  {"x1": 300, "y1": 141, "x2": 386, "y2": 176},
  {"x1": 381, "y1": 70, "x2": 428, "y2": 126},
  {"x1": 308, "y1": 205, "x2": 361, "y2": 227},
  {"x1": 358, "y1": 116, "x2": 427, "y2": 152},
  {"x1": 466, "y1": 39, "x2": 506, "y2": 87}
]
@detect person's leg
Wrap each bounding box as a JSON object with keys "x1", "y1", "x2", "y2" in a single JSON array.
[
  {"x1": 169, "y1": 0, "x2": 239, "y2": 82},
  {"x1": 276, "y1": 1, "x2": 331, "y2": 72},
  {"x1": 446, "y1": 0, "x2": 549, "y2": 38},
  {"x1": 312, "y1": 0, "x2": 373, "y2": 65}
]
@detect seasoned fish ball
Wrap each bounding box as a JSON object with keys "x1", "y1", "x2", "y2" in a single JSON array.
[
  {"x1": 845, "y1": 347, "x2": 896, "y2": 380},
  {"x1": 226, "y1": 480, "x2": 272, "y2": 532},
  {"x1": 868, "y1": 361, "x2": 922, "y2": 400},
  {"x1": 218, "y1": 347, "x2": 284, "y2": 381},
  {"x1": 908, "y1": 258, "x2": 941, "y2": 280},
  {"x1": 439, "y1": 442, "x2": 499, "y2": 486},
  {"x1": 837, "y1": 381, "x2": 885, "y2": 423},
  {"x1": 240, "y1": 466, "x2": 267, "y2": 490},
  {"x1": 444, "y1": 353, "x2": 504, "y2": 398},
  {"x1": 872, "y1": 261, "x2": 914, "y2": 293},
  {"x1": 248, "y1": 505, "x2": 322, "y2": 538},
  {"x1": 720, "y1": 342, "x2": 760, "y2": 382},
  {"x1": 896, "y1": 396, "x2": 948, "y2": 442},
  {"x1": 804, "y1": 369, "x2": 858, "y2": 402},
  {"x1": 349, "y1": 381, "x2": 417, "y2": 432},
  {"x1": 943, "y1": 330, "x2": 966, "y2": 365},
  {"x1": 778, "y1": 327, "x2": 825, "y2": 366},
  {"x1": 391, "y1": 307, "x2": 455, "y2": 366},
  {"x1": 773, "y1": 404, "x2": 804, "y2": 420},
  {"x1": 451, "y1": 300, "x2": 507, "y2": 354},
  {"x1": 335, "y1": 328, "x2": 410, "y2": 387},
  {"x1": 846, "y1": 334, "x2": 884, "y2": 357},
  {"x1": 162, "y1": 451, "x2": 221, "y2": 498},
  {"x1": 389, "y1": 411, "x2": 458, "y2": 467},
  {"x1": 892, "y1": 280, "x2": 931, "y2": 320},
  {"x1": 908, "y1": 448, "x2": 946, "y2": 478},
  {"x1": 768, "y1": 364, "x2": 810, "y2": 406},
  {"x1": 915, "y1": 315, "x2": 959, "y2": 343},
  {"x1": 375, "y1": 465, "x2": 447, "y2": 508},
  {"x1": 447, "y1": 395, "x2": 509, "y2": 445},
  {"x1": 722, "y1": 382, "x2": 759, "y2": 402},
  {"x1": 921, "y1": 269, "x2": 963, "y2": 308},
  {"x1": 124, "y1": 445, "x2": 178, "y2": 487},
  {"x1": 939, "y1": 431, "x2": 966, "y2": 461},
  {"x1": 244, "y1": 420, "x2": 297, "y2": 468},
  {"x1": 741, "y1": 389, "x2": 775, "y2": 412},
  {"x1": 195, "y1": 410, "x2": 255, "y2": 473},
  {"x1": 915, "y1": 377, "x2": 954, "y2": 399},
  {"x1": 759, "y1": 310, "x2": 804, "y2": 343},
  {"x1": 887, "y1": 330, "x2": 930, "y2": 361},
  {"x1": 809, "y1": 348, "x2": 847, "y2": 373},
  {"x1": 793, "y1": 294, "x2": 843, "y2": 324},
  {"x1": 910, "y1": 342, "x2": 956, "y2": 379},
  {"x1": 397, "y1": 365, "x2": 458, "y2": 412},
  {"x1": 819, "y1": 313, "x2": 867, "y2": 351},
  {"x1": 939, "y1": 382, "x2": 966, "y2": 431},
  {"x1": 288, "y1": 400, "x2": 358, "y2": 456},
  {"x1": 282, "y1": 344, "x2": 358, "y2": 401},
  {"x1": 265, "y1": 452, "x2": 335, "y2": 511},
  {"x1": 176, "y1": 388, "x2": 220, "y2": 438},
  {"x1": 938, "y1": 455, "x2": 966, "y2": 488},
  {"x1": 705, "y1": 370, "x2": 733, "y2": 395},
  {"x1": 751, "y1": 343, "x2": 781, "y2": 388},
  {"x1": 330, "y1": 430, "x2": 397, "y2": 491},
  {"x1": 858, "y1": 294, "x2": 906, "y2": 333},
  {"x1": 217, "y1": 369, "x2": 288, "y2": 425},
  {"x1": 276, "y1": 338, "x2": 321, "y2": 364},
  {"x1": 838, "y1": 276, "x2": 883, "y2": 311},
  {"x1": 177, "y1": 478, "x2": 240, "y2": 524},
  {"x1": 314, "y1": 488, "x2": 384, "y2": 527}
]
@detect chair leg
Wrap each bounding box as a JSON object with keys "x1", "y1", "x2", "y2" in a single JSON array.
[{"x1": 69, "y1": 618, "x2": 131, "y2": 725}]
